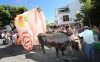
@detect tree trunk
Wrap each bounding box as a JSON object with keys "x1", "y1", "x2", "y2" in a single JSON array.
[
  {"x1": 87, "y1": 13, "x2": 91, "y2": 28},
  {"x1": 9, "y1": 23, "x2": 15, "y2": 31}
]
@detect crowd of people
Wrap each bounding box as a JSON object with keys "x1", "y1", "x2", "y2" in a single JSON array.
[
  {"x1": 46, "y1": 25, "x2": 100, "y2": 61},
  {"x1": 1, "y1": 31, "x2": 20, "y2": 45},
  {"x1": 47, "y1": 25, "x2": 100, "y2": 42},
  {"x1": 0, "y1": 24, "x2": 100, "y2": 61}
]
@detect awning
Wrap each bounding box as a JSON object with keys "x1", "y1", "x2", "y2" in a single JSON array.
[{"x1": 58, "y1": 7, "x2": 69, "y2": 11}]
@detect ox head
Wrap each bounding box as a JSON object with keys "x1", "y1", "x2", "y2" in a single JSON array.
[
  {"x1": 57, "y1": 40, "x2": 79, "y2": 51},
  {"x1": 61, "y1": 40, "x2": 79, "y2": 51},
  {"x1": 57, "y1": 41, "x2": 70, "y2": 51},
  {"x1": 71, "y1": 40, "x2": 79, "y2": 50},
  {"x1": 68, "y1": 35, "x2": 81, "y2": 50}
]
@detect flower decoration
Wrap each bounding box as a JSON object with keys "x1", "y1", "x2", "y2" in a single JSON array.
[{"x1": 37, "y1": 7, "x2": 41, "y2": 13}]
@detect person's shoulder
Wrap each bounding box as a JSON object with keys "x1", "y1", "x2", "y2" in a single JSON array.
[
  {"x1": 88, "y1": 30, "x2": 93, "y2": 32},
  {"x1": 88, "y1": 29, "x2": 91, "y2": 31},
  {"x1": 13, "y1": 34, "x2": 16, "y2": 36}
]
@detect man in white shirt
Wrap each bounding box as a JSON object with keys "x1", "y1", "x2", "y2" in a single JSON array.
[{"x1": 75, "y1": 26, "x2": 95, "y2": 60}]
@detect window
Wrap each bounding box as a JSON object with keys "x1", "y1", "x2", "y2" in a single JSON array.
[{"x1": 63, "y1": 15, "x2": 69, "y2": 21}]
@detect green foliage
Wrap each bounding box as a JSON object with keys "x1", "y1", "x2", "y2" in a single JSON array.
[
  {"x1": 79, "y1": 0, "x2": 86, "y2": 3},
  {"x1": 16, "y1": 6, "x2": 28, "y2": 14},
  {"x1": 0, "y1": 5, "x2": 28, "y2": 30},
  {"x1": 0, "y1": 9, "x2": 10, "y2": 25},
  {"x1": 46, "y1": 20, "x2": 48, "y2": 24},
  {"x1": 46, "y1": 24, "x2": 50, "y2": 29},
  {"x1": 79, "y1": 0, "x2": 100, "y2": 26},
  {"x1": 45, "y1": 20, "x2": 50, "y2": 29},
  {"x1": 75, "y1": 12, "x2": 83, "y2": 21},
  {"x1": 81, "y1": 0, "x2": 93, "y2": 12},
  {"x1": 82, "y1": 17, "x2": 89, "y2": 26}
]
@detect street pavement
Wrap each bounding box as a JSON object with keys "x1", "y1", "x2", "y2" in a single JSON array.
[{"x1": 0, "y1": 39, "x2": 100, "y2": 62}]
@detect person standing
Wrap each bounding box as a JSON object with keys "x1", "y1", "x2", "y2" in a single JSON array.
[
  {"x1": 16, "y1": 36, "x2": 21, "y2": 45},
  {"x1": 12, "y1": 32, "x2": 17, "y2": 45},
  {"x1": 1, "y1": 31, "x2": 6, "y2": 45},
  {"x1": 6, "y1": 32, "x2": 12, "y2": 45},
  {"x1": 75, "y1": 26, "x2": 95, "y2": 60},
  {"x1": 91, "y1": 25, "x2": 100, "y2": 43}
]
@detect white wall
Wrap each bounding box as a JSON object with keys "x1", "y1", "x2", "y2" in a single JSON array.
[
  {"x1": 68, "y1": 1, "x2": 81, "y2": 21},
  {"x1": 56, "y1": 0, "x2": 81, "y2": 25},
  {"x1": 57, "y1": 13, "x2": 71, "y2": 25},
  {"x1": 4, "y1": 25, "x2": 12, "y2": 31}
]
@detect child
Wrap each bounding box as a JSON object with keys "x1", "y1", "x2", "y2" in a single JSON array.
[{"x1": 16, "y1": 36, "x2": 21, "y2": 45}]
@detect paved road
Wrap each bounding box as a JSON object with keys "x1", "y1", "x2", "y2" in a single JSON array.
[{"x1": 0, "y1": 39, "x2": 100, "y2": 62}]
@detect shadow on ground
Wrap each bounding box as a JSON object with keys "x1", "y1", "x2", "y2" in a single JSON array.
[
  {"x1": 26, "y1": 45, "x2": 100, "y2": 62},
  {"x1": 0, "y1": 43, "x2": 4, "y2": 46},
  {"x1": 0, "y1": 44, "x2": 100, "y2": 62},
  {"x1": 0, "y1": 45, "x2": 29, "y2": 59},
  {"x1": 26, "y1": 45, "x2": 70, "y2": 62}
]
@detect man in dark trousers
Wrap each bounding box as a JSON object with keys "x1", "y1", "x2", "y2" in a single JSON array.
[{"x1": 75, "y1": 26, "x2": 95, "y2": 60}]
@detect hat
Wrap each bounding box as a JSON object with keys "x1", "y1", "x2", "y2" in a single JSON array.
[{"x1": 83, "y1": 26, "x2": 89, "y2": 28}]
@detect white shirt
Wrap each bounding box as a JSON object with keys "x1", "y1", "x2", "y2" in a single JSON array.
[
  {"x1": 79, "y1": 29, "x2": 95, "y2": 44},
  {"x1": 12, "y1": 33, "x2": 17, "y2": 38},
  {"x1": 70, "y1": 35, "x2": 79, "y2": 41},
  {"x1": 1, "y1": 33, "x2": 5, "y2": 38}
]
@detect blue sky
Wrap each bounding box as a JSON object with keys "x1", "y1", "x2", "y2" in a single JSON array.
[{"x1": 0, "y1": 0, "x2": 76, "y2": 22}]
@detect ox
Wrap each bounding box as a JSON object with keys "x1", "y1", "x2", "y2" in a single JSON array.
[{"x1": 38, "y1": 32, "x2": 79, "y2": 59}]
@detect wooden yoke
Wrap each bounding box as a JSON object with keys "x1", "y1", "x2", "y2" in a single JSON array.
[
  {"x1": 66, "y1": 22, "x2": 85, "y2": 60},
  {"x1": 67, "y1": 22, "x2": 81, "y2": 50},
  {"x1": 66, "y1": 22, "x2": 74, "y2": 34},
  {"x1": 66, "y1": 22, "x2": 74, "y2": 53}
]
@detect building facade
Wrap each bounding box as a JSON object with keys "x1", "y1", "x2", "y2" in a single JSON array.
[{"x1": 55, "y1": 0, "x2": 81, "y2": 26}]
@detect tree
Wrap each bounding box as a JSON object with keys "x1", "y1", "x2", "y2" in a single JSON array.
[
  {"x1": 46, "y1": 20, "x2": 50, "y2": 29},
  {"x1": 75, "y1": 11, "x2": 83, "y2": 21},
  {"x1": 80, "y1": 0, "x2": 93, "y2": 27},
  {"x1": 9, "y1": 6, "x2": 28, "y2": 30},
  {"x1": 0, "y1": 10, "x2": 10, "y2": 26},
  {"x1": 0, "y1": 5, "x2": 9, "y2": 25},
  {"x1": 89, "y1": 0, "x2": 100, "y2": 25},
  {"x1": 79, "y1": 0, "x2": 100, "y2": 26},
  {"x1": 0, "y1": 5, "x2": 28, "y2": 30}
]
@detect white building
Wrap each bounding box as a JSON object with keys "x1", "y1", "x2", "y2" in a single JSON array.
[{"x1": 55, "y1": 0, "x2": 81, "y2": 26}]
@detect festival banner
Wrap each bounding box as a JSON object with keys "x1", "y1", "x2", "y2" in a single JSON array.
[{"x1": 14, "y1": 8, "x2": 46, "y2": 51}]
